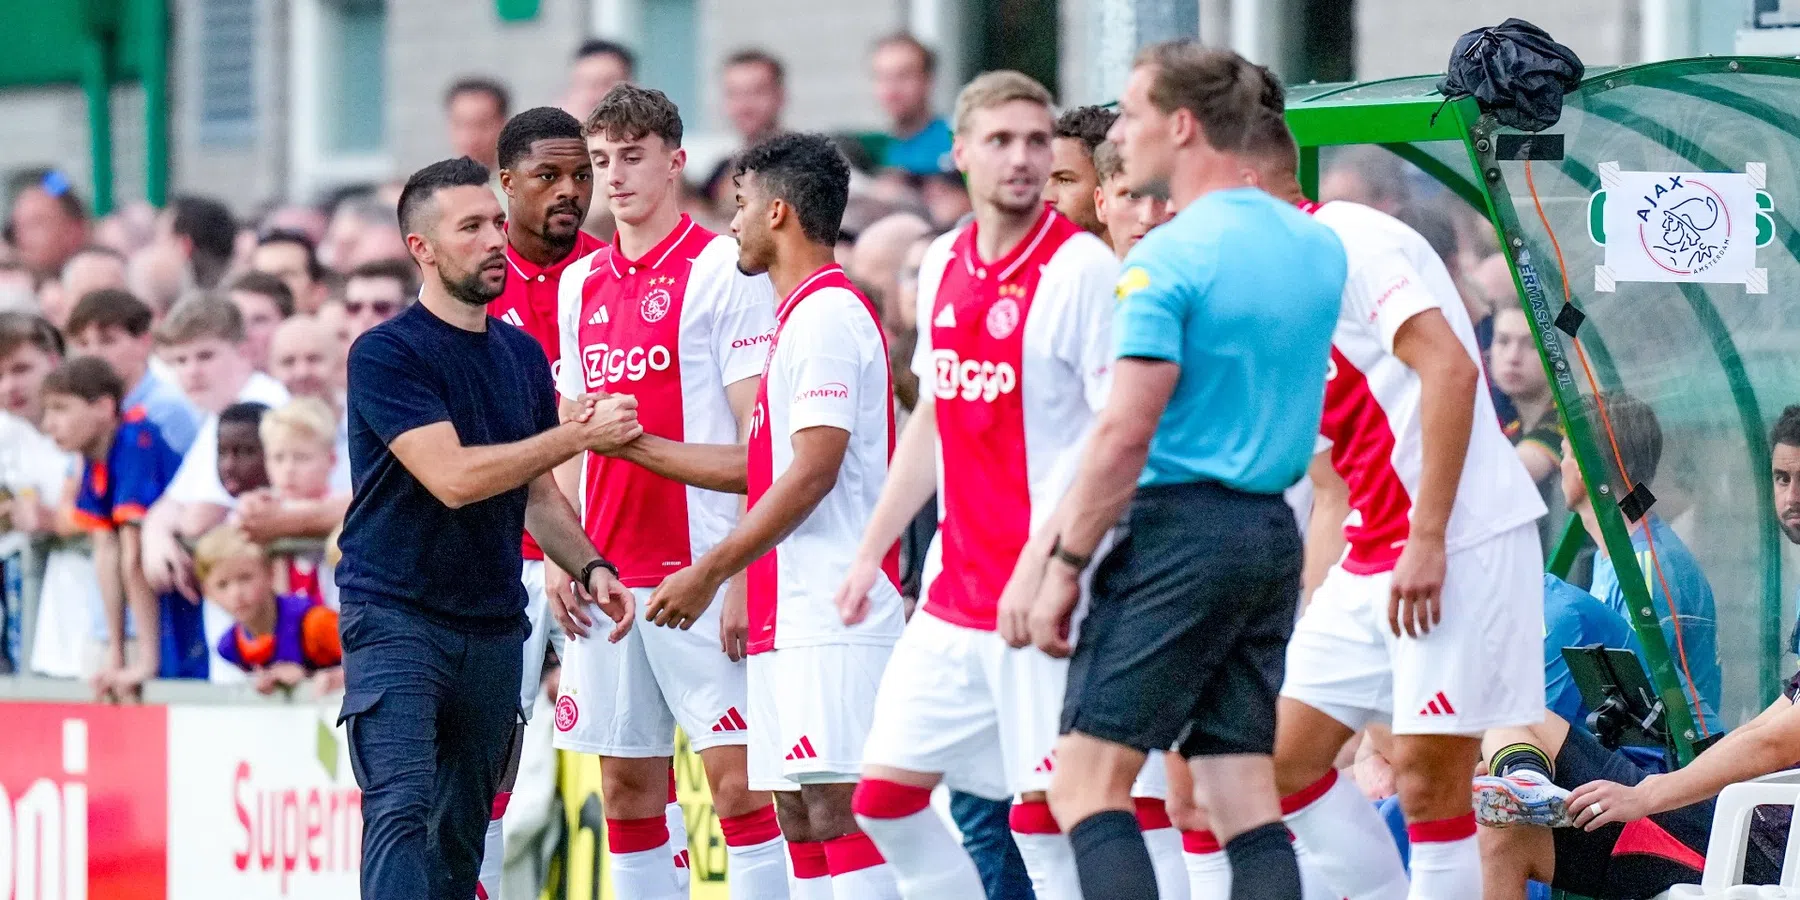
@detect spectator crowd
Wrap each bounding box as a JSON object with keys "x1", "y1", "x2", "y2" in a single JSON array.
[{"x1": 0, "y1": 30, "x2": 1567, "y2": 703}]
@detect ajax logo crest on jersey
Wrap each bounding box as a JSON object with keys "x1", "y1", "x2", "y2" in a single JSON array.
[
  {"x1": 640, "y1": 276, "x2": 676, "y2": 323},
  {"x1": 987, "y1": 286, "x2": 1024, "y2": 339}
]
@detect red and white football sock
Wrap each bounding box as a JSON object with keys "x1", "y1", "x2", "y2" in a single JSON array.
[
  {"x1": 476, "y1": 791, "x2": 507, "y2": 899},
  {"x1": 851, "y1": 778, "x2": 984, "y2": 897},
  {"x1": 1009, "y1": 799, "x2": 1081, "y2": 900},
  {"x1": 607, "y1": 815, "x2": 683, "y2": 900},
  {"x1": 1137, "y1": 797, "x2": 1190, "y2": 900},
  {"x1": 1282, "y1": 770, "x2": 1409, "y2": 900},
  {"x1": 1407, "y1": 813, "x2": 1479, "y2": 900},
  {"x1": 720, "y1": 804, "x2": 789, "y2": 899},
  {"x1": 823, "y1": 831, "x2": 900, "y2": 900},
  {"x1": 667, "y1": 767, "x2": 690, "y2": 891},
  {"x1": 1182, "y1": 830, "x2": 1233, "y2": 900},
  {"x1": 787, "y1": 840, "x2": 833, "y2": 900}
]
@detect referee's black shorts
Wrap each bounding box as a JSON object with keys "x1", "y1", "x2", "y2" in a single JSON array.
[{"x1": 1060, "y1": 480, "x2": 1301, "y2": 759}]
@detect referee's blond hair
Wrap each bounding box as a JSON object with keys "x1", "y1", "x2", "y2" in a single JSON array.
[{"x1": 953, "y1": 70, "x2": 1053, "y2": 135}]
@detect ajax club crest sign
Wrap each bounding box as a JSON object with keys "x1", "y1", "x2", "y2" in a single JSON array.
[{"x1": 1588, "y1": 162, "x2": 1771, "y2": 293}]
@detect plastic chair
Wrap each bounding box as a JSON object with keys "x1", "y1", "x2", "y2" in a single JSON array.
[{"x1": 1662, "y1": 771, "x2": 1800, "y2": 898}]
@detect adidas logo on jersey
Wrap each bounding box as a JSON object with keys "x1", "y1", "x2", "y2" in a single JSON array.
[
  {"x1": 710, "y1": 707, "x2": 748, "y2": 733},
  {"x1": 588, "y1": 307, "x2": 610, "y2": 326},
  {"x1": 785, "y1": 736, "x2": 820, "y2": 760},
  {"x1": 499, "y1": 309, "x2": 524, "y2": 327},
  {"x1": 1418, "y1": 691, "x2": 1458, "y2": 717},
  {"x1": 934, "y1": 304, "x2": 956, "y2": 328}
]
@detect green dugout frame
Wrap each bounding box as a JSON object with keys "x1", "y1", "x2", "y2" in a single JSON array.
[{"x1": 1284, "y1": 57, "x2": 1800, "y2": 767}]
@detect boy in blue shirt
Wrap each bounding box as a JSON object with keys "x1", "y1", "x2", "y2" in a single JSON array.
[{"x1": 39, "y1": 356, "x2": 188, "y2": 698}]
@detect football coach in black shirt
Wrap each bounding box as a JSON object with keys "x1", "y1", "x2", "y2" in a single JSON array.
[{"x1": 336, "y1": 156, "x2": 640, "y2": 899}]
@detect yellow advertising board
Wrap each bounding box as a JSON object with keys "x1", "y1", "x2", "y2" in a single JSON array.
[{"x1": 556, "y1": 730, "x2": 731, "y2": 898}]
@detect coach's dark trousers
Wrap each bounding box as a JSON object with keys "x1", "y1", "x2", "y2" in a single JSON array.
[{"x1": 338, "y1": 597, "x2": 524, "y2": 900}]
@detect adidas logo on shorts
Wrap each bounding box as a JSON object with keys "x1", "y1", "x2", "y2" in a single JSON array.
[
  {"x1": 1033, "y1": 755, "x2": 1055, "y2": 774},
  {"x1": 711, "y1": 707, "x2": 748, "y2": 733},
  {"x1": 786, "y1": 736, "x2": 820, "y2": 760},
  {"x1": 1418, "y1": 691, "x2": 1458, "y2": 717}
]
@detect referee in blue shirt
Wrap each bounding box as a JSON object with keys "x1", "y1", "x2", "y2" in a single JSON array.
[
  {"x1": 336, "y1": 157, "x2": 641, "y2": 899},
  {"x1": 1007, "y1": 44, "x2": 1345, "y2": 900}
]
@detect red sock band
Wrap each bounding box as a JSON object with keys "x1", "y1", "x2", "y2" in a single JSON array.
[
  {"x1": 1407, "y1": 812, "x2": 1477, "y2": 843},
  {"x1": 490, "y1": 790, "x2": 511, "y2": 820},
  {"x1": 823, "y1": 832, "x2": 886, "y2": 875},
  {"x1": 851, "y1": 778, "x2": 933, "y2": 819},
  {"x1": 606, "y1": 816, "x2": 671, "y2": 854},
  {"x1": 1280, "y1": 769, "x2": 1339, "y2": 816},
  {"x1": 788, "y1": 840, "x2": 829, "y2": 879},
  {"x1": 668, "y1": 766, "x2": 679, "y2": 804},
  {"x1": 1182, "y1": 830, "x2": 1223, "y2": 854},
  {"x1": 720, "y1": 804, "x2": 783, "y2": 847},
  {"x1": 1134, "y1": 797, "x2": 1174, "y2": 831},
  {"x1": 1008, "y1": 800, "x2": 1062, "y2": 835}
]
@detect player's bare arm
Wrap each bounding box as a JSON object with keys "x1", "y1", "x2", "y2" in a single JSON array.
[
  {"x1": 611, "y1": 376, "x2": 761, "y2": 494},
  {"x1": 387, "y1": 394, "x2": 640, "y2": 510},
  {"x1": 1386, "y1": 308, "x2": 1477, "y2": 638},
  {"x1": 1029, "y1": 357, "x2": 1180, "y2": 657},
  {"x1": 541, "y1": 449, "x2": 586, "y2": 629},
  {"x1": 836, "y1": 394, "x2": 938, "y2": 625},
  {"x1": 646, "y1": 424, "x2": 852, "y2": 629},
  {"x1": 1569, "y1": 694, "x2": 1799, "y2": 830},
  {"x1": 719, "y1": 379, "x2": 759, "y2": 660},
  {"x1": 524, "y1": 471, "x2": 633, "y2": 643},
  {"x1": 1302, "y1": 450, "x2": 1349, "y2": 608},
  {"x1": 998, "y1": 500, "x2": 1068, "y2": 648}
]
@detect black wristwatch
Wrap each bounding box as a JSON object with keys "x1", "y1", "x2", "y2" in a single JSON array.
[
  {"x1": 578, "y1": 556, "x2": 620, "y2": 586},
  {"x1": 1050, "y1": 538, "x2": 1092, "y2": 571}
]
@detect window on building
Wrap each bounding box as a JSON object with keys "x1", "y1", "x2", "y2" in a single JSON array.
[
  {"x1": 319, "y1": 0, "x2": 385, "y2": 154},
  {"x1": 639, "y1": 0, "x2": 698, "y2": 121},
  {"x1": 198, "y1": 0, "x2": 257, "y2": 148},
  {"x1": 967, "y1": 0, "x2": 1060, "y2": 97}
]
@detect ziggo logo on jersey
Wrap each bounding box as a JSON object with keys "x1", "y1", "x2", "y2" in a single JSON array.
[
  {"x1": 933, "y1": 349, "x2": 1017, "y2": 402},
  {"x1": 583, "y1": 343, "x2": 672, "y2": 387}
]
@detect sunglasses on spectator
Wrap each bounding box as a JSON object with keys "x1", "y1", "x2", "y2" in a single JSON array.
[{"x1": 344, "y1": 300, "x2": 398, "y2": 318}]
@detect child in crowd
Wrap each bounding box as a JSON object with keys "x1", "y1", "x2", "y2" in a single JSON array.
[
  {"x1": 39, "y1": 356, "x2": 202, "y2": 694},
  {"x1": 193, "y1": 523, "x2": 342, "y2": 695},
  {"x1": 247, "y1": 397, "x2": 339, "y2": 603},
  {"x1": 177, "y1": 401, "x2": 272, "y2": 537}
]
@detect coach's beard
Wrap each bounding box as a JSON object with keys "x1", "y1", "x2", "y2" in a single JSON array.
[{"x1": 444, "y1": 259, "x2": 506, "y2": 307}]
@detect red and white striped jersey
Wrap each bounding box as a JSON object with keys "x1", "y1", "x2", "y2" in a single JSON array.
[
  {"x1": 746, "y1": 265, "x2": 901, "y2": 654},
  {"x1": 1311, "y1": 201, "x2": 1544, "y2": 573},
  {"x1": 910, "y1": 208, "x2": 1118, "y2": 631},
  {"x1": 490, "y1": 231, "x2": 605, "y2": 562},
  {"x1": 554, "y1": 215, "x2": 777, "y2": 586}
]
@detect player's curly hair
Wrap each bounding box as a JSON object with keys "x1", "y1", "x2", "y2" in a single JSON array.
[
  {"x1": 1054, "y1": 105, "x2": 1119, "y2": 155},
  {"x1": 498, "y1": 106, "x2": 585, "y2": 171},
  {"x1": 585, "y1": 83, "x2": 684, "y2": 148},
  {"x1": 736, "y1": 133, "x2": 851, "y2": 245}
]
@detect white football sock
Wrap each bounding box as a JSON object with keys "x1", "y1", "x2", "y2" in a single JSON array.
[
  {"x1": 607, "y1": 816, "x2": 683, "y2": 900},
  {"x1": 668, "y1": 800, "x2": 690, "y2": 891},
  {"x1": 720, "y1": 805, "x2": 789, "y2": 900},
  {"x1": 1283, "y1": 771, "x2": 1409, "y2": 900},
  {"x1": 1144, "y1": 827, "x2": 1190, "y2": 900},
  {"x1": 1407, "y1": 815, "x2": 1480, "y2": 900},
  {"x1": 854, "y1": 807, "x2": 984, "y2": 897},
  {"x1": 1183, "y1": 837, "x2": 1233, "y2": 900},
  {"x1": 477, "y1": 796, "x2": 505, "y2": 899},
  {"x1": 824, "y1": 832, "x2": 900, "y2": 900}
]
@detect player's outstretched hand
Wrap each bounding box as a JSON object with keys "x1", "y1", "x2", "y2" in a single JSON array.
[
  {"x1": 1388, "y1": 535, "x2": 1446, "y2": 639},
  {"x1": 720, "y1": 577, "x2": 749, "y2": 662},
  {"x1": 997, "y1": 544, "x2": 1050, "y2": 649},
  {"x1": 572, "y1": 393, "x2": 643, "y2": 454},
  {"x1": 1029, "y1": 563, "x2": 1081, "y2": 658},
  {"x1": 645, "y1": 564, "x2": 722, "y2": 631},
  {"x1": 834, "y1": 553, "x2": 883, "y2": 626},
  {"x1": 550, "y1": 565, "x2": 597, "y2": 639},
  {"x1": 578, "y1": 565, "x2": 635, "y2": 643}
]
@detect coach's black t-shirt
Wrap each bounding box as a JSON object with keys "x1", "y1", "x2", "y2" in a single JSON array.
[{"x1": 336, "y1": 301, "x2": 558, "y2": 633}]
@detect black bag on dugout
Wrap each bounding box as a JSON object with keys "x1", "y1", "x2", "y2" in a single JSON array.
[{"x1": 1437, "y1": 18, "x2": 1585, "y2": 133}]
